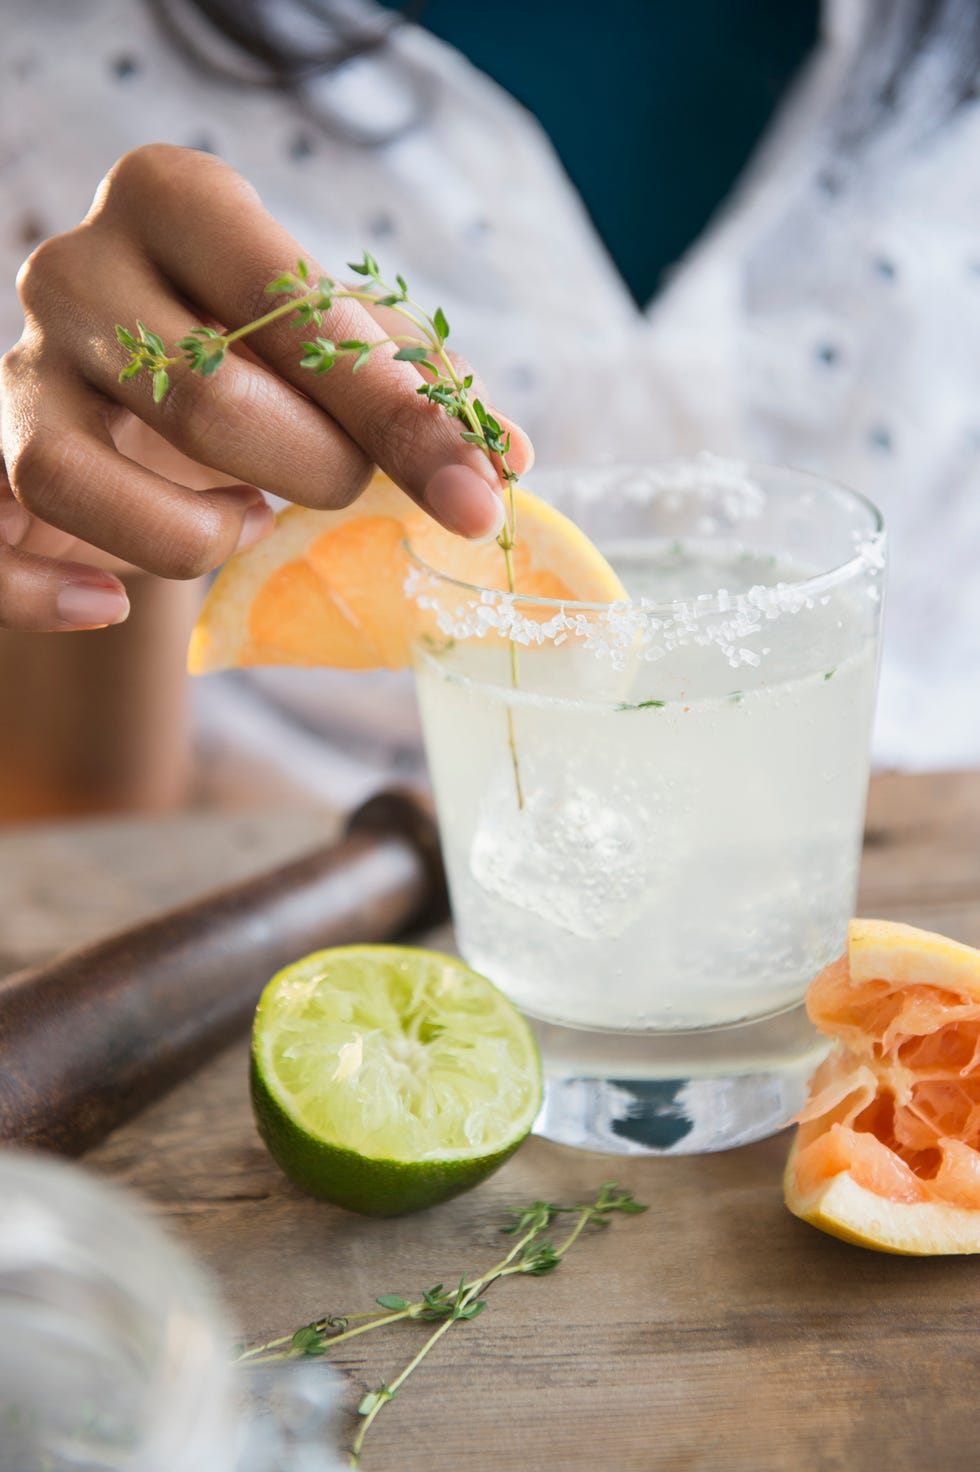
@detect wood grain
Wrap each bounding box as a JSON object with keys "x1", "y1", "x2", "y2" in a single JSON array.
[{"x1": 4, "y1": 771, "x2": 980, "y2": 1471}]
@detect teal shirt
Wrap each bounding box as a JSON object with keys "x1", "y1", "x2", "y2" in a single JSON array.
[{"x1": 383, "y1": 1, "x2": 819, "y2": 304}]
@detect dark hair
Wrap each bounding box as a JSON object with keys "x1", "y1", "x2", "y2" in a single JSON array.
[
  {"x1": 145, "y1": 0, "x2": 429, "y2": 143},
  {"x1": 148, "y1": 1, "x2": 980, "y2": 158}
]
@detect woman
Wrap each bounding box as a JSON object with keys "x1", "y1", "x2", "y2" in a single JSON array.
[{"x1": 1, "y1": 0, "x2": 978, "y2": 770}]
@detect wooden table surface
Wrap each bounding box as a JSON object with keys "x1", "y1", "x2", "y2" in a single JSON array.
[{"x1": 4, "y1": 770, "x2": 980, "y2": 1471}]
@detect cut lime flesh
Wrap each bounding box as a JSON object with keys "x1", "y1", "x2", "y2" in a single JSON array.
[{"x1": 251, "y1": 945, "x2": 541, "y2": 1216}]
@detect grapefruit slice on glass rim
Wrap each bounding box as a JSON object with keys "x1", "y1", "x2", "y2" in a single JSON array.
[{"x1": 188, "y1": 471, "x2": 626, "y2": 674}]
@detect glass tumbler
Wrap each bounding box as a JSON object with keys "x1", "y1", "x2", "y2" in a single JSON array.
[{"x1": 408, "y1": 457, "x2": 886, "y2": 1154}]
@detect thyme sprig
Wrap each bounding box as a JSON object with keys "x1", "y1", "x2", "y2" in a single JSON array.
[
  {"x1": 116, "y1": 252, "x2": 525, "y2": 806},
  {"x1": 236, "y1": 1182, "x2": 646, "y2": 1466}
]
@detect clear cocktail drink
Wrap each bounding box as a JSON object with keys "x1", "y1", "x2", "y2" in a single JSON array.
[{"x1": 410, "y1": 459, "x2": 885, "y2": 1153}]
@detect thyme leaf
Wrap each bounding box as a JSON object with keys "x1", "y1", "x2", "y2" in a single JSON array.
[{"x1": 235, "y1": 1183, "x2": 646, "y2": 1466}]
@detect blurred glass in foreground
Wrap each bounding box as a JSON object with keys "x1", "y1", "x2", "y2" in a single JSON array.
[{"x1": 0, "y1": 1151, "x2": 345, "y2": 1472}]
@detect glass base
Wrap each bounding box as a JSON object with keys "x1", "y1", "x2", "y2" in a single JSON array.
[{"x1": 528, "y1": 1001, "x2": 828, "y2": 1155}]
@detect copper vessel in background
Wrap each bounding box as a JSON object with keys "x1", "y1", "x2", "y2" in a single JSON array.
[{"x1": 0, "y1": 573, "x2": 200, "y2": 820}]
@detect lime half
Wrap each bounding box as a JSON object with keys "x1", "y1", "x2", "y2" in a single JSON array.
[{"x1": 250, "y1": 945, "x2": 542, "y2": 1216}]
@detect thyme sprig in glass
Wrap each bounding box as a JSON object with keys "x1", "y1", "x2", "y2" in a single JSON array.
[
  {"x1": 235, "y1": 1183, "x2": 646, "y2": 1467},
  {"x1": 116, "y1": 252, "x2": 526, "y2": 806}
]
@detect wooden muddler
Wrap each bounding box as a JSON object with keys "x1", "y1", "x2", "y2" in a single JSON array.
[{"x1": 0, "y1": 788, "x2": 447, "y2": 1156}]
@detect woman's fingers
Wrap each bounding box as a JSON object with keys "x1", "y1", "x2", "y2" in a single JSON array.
[
  {"x1": 358, "y1": 302, "x2": 536, "y2": 477},
  {"x1": 2, "y1": 140, "x2": 537, "y2": 615},
  {"x1": 0, "y1": 544, "x2": 129, "y2": 632},
  {"x1": 97, "y1": 145, "x2": 527, "y2": 536},
  {"x1": 67, "y1": 262, "x2": 375, "y2": 512},
  {"x1": 0, "y1": 485, "x2": 30, "y2": 547},
  {"x1": 16, "y1": 235, "x2": 374, "y2": 517},
  {"x1": 1, "y1": 370, "x2": 274, "y2": 580}
]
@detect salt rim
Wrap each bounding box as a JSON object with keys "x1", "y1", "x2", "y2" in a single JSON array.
[
  {"x1": 525, "y1": 451, "x2": 770, "y2": 524},
  {"x1": 404, "y1": 460, "x2": 885, "y2": 672}
]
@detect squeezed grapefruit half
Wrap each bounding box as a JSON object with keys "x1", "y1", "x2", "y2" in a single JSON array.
[
  {"x1": 188, "y1": 472, "x2": 626, "y2": 674},
  {"x1": 785, "y1": 918, "x2": 980, "y2": 1254}
]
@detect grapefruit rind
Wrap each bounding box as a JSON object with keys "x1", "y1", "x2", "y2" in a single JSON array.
[
  {"x1": 847, "y1": 918, "x2": 980, "y2": 997},
  {"x1": 188, "y1": 473, "x2": 628, "y2": 676},
  {"x1": 784, "y1": 1138, "x2": 980, "y2": 1256}
]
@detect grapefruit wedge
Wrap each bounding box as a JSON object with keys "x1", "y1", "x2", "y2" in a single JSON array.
[
  {"x1": 785, "y1": 919, "x2": 980, "y2": 1254},
  {"x1": 188, "y1": 472, "x2": 626, "y2": 674}
]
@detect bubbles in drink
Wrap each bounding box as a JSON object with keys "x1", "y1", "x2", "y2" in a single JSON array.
[{"x1": 470, "y1": 773, "x2": 660, "y2": 941}]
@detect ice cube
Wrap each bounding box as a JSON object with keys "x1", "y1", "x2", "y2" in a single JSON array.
[{"x1": 469, "y1": 775, "x2": 656, "y2": 940}]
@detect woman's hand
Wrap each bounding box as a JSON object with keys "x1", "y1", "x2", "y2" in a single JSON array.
[{"x1": 0, "y1": 144, "x2": 532, "y2": 632}]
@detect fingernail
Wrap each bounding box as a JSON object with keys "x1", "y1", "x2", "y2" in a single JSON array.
[
  {"x1": 234, "y1": 501, "x2": 275, "y2": 553},
  {"x1": 489, "y1": 409, "x2": 535, "y2": 474},
  {"x1": 512, "y1": 432, "x2": 535, "y2": 473},
  {"x1": 425, "y1": 465, "x2": 505, "y2": 539},
  {"x1": 512, "y1": 427, "x2": 535, "y2": 472},
  {"x1": 57, "y1": 580, "x2": 130, "y2": 628},
  {"x1": 0, "y1": 499, "x2": 29, "y2": 547},
  {"x1": 470, "y1": 494, "x2": 507, "y2": 544}
]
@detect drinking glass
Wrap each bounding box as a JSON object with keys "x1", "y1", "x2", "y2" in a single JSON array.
[
  {"x1": 408, "y1": 456, "x2": 885, "y2": 1154},
  {"x1": 0, "y1": 1151, "x2": 345, "y2": 1472}
]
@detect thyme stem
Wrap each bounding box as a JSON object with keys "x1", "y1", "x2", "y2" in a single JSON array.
[
  {"x1": 231, "y1": 1184, "x2": 646, "y2": 1466},
  {"x1": 349, "y1": 1315, "x2": 455, "y2": 1464},
  {"x1": 366, "y1": 284, "x2": 525, "y2": 808},
  {"x1": 116, "y1": 251, "x2": 527, "y2": 807}
]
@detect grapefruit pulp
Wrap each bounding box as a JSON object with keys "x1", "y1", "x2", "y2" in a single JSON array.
[{"x1": 785, "y1": 918, "x2": 980, "y2": 1253}]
